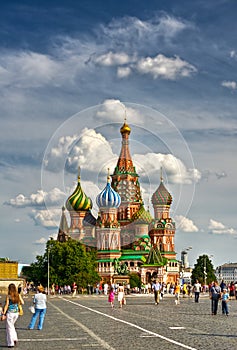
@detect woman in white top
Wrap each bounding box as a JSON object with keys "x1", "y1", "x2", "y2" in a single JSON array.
[
  {"x1": 28, "y1": 285, "x2": 47, "y2": 330},
  {"x1": 117, "y1": 284, "x2": 125, "y2": 308},
  {"x1": 2, "y1": 283, "x2": 24, "y2": 348}
]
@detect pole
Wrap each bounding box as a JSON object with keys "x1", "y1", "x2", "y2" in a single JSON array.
[
  {"x1": 204, "y1": 256, "x2": 207, "y2": 288},
  {"x1": 47, "y1": 248, "x2": 50, "y2": 295}
]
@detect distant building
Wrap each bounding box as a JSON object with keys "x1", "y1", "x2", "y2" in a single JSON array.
[
  {"x1": 0, "y1": 259, "x2": 24, "y2": 293},
  {"x1": 215, "y1": 263, "x2": 237, "y2": 284},
  {"x1": 57, "y1": 120, "x2": 180, "y2": 285}
]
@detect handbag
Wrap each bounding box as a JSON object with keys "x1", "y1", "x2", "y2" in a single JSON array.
[
  {"x1": 18, "y1": 304, "x2": 24, "y2": 316},
  {"x1": 29, "y1": 305, "x2": 35, "y2": 314}
]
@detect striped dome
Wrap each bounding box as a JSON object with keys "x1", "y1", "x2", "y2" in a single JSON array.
[
  {"x1": 96, "y1": 173, "x2": 121, "y2": 208},
  {"x1": 66, "y1": 171, "x2": 92, "y2": 212},
  {"x1": 152, "y1": 181, "x2": 172, "y2": 206}
]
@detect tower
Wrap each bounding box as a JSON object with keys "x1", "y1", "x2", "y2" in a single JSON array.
[
  {"x1": 96, "y1": 170, "x2": 121, "y2": 282},
  {"x1": 150, "y1": 169, "x2": 176, "y2": 260},
  {"x1": 111, "y1": 118, "x2": 143, "y2": 246}
]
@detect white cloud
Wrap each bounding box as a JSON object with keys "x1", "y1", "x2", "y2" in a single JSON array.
[
  {"x1": 5, "y1": 188, "x2": 65, "y2": 208},
  {"x1": 117, "y1": 66, "x2": 132, "y2": 78},
  {"x1": 96, "y1": 99, "x2": 144, "y2": 123},
  {"x1": 136, "y1": 54, "x2": 197, "y2": 80},
  {"x1": 94, "y1": 51, "x2": 133, "y2": 66},
  {"x1": 30, "y1": 209, "x2": 61, "y2": 229},
  {"x1": 101, "y1": 14, "x2": 191, "y2": 46},
  {"x1": 66, "y1": 128, "x2": 115, "y2": 173},
  {"x1": 34, "y1": 237, "x2": 47, "y2": 245},
  {"x1": 175, "y1": 215, "x2": 198, "y2": 232},
  {"x1": 221, "y1": 80, "x2": 237, "y2": 90},
  {"x1": 0, "y1": 52, "x2": 61, "y2": 88},
  {"x1": 230, "y1": 50, "x2": 237, "y2": 59},
  {"x1": 208, "y1": 219, "x2": 237, "y2": 235},
  {"x1": 133, "y1": 153, "x2": 201, "y2": 184}
]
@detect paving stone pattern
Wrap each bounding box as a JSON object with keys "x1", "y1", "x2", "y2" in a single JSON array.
[{"x1": 0, "y1": 293, "x2": 237, "y2": 350}]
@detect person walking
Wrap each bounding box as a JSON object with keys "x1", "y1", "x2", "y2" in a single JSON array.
[
  {"x1": 221, "y1": 288, "x2": 229, "y2": 316},
  {"x1": 2, "y1": 283, "x2": 24, "y2": 348},
  {"x1": 28, "y1": 285, "x2": 47, "y2": 330},
  {"x1": 108, "y1": 288, "x2": 115, "y2": 308},
  {"x1": 174, "y1": 282, "x2": 181, "y2": 305},
  {"x1": 117, "y1": 284, "x2": 125, "y2": 308},
  {"x1": 193, "y1": 279, "x2": 202, "y2": 303},
  {"x1": 209, "y1": 281, "x2": 221, "y2": 315},
  {"x1": 72, "y1": 282, "x2": 77, "y2": 297},
  {"x1": 152, "y1": 280, "x2": 161, "y2": 305}
]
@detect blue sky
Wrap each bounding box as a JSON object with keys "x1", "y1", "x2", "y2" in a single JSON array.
[{"x1": 1, "y1": 0, "x2": 236, "y2": 267}]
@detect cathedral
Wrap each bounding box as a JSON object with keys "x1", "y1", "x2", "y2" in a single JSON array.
[{"x1": 57, "y1": 119, "x2": 180, "y2": 285}]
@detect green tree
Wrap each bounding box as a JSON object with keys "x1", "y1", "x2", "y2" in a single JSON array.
[
  {"x1": 191, "y1": 254, "x2": 216, "y2": 285},
  {"x1": 22, "y1": 238, "x2": 100, "y2": 289},
  {"x1": 129, "y1": 272, "x2": 141, "y2": 289}
]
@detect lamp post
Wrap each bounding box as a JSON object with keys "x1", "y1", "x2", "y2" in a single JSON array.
[
  {"x1": 180, "y1": 247, "x2": 192, "y2": 284},
  {"x1": 47, "y1": 237, "x2": 53, "y2": 295}
]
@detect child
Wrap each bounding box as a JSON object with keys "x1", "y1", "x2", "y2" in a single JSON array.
[
  {"x1": 221, "y1": 288, "x2": 229, "y2": 316},
  {"x1": 108, "y1": 288, "x2": 115, "y2": 309}
]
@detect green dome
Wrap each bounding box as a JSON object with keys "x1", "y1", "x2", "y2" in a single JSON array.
[
  {"x1": 132, "y1": 205, "x2": 153, "y2": 224},
  {"x1": 66, "y1": 175, "x2": 92, "y2": 212}
]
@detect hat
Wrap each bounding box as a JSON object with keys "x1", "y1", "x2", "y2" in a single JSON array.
[
  {"x1": 38, "y1": 285, "x2": 45, "y2": 292},
  {"x1": 223, "y1": 288, "x2": 227, "y2": 291}
]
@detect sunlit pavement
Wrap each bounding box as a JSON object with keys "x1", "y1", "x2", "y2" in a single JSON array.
[{"x1": 0, "y1": 293, "x2": 236, "y2": 350}]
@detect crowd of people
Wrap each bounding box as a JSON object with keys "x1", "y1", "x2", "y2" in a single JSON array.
[{"x1": 1, "y1": 278, "x2": 236, "y2": 347}]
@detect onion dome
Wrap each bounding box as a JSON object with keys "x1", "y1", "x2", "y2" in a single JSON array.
[
  {"x1": 132, "y1": 205, "x2": 153, "y2": 224},
  {"x1": 120, "y1": 115, "x2": 131, "y2": 135},
  {"x1": 66, "y1": 167, "x2": 92, "y2": 211},
  {"x1": 96, "y1": 169, "x2": 121, "y2": 208},
  {"x1": 152, "y1": 169, "x2": 172, "y2": 206}
]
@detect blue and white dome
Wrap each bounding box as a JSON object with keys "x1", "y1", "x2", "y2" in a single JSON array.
[{"x1": 96, "y1": 172, "x2": 121, "y2": 208}]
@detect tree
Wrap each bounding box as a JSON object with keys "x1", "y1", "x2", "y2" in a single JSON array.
[
  {"x1": 129, "y1": 272, "x2": 141, "y2": 289},
  {"x1": 191, "y1": 254, "x2": 216, "y2": 285},
  {"x1": 22, "y1": 238, "x2": 100, "y2": 289}
]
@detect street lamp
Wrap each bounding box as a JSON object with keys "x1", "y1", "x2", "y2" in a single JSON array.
[
  {"x1": 181, "y1": 246, "x2": 192, "y2": 268},
  {"x1": 47, "y1": 237, "x2": 54, "y2": 295}
]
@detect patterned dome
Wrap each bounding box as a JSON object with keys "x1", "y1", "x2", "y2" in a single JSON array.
[
  {"x1": 152, "y1": 181, "x2": 172, "y2": 206},
  {"x1": 132, "y1": 205, "x2": 153, "y2": 224},
  {"x1": 66, "y1": 169, "x2": 92, "y2": 211},
  {"x1": 96, "y1": 172, "x2": 121, "y2": 208}
]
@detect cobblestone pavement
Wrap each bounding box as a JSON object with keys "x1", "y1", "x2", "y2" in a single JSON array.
[{"x1": 0, "y1": 293, "x2": 237, "y2": 349}]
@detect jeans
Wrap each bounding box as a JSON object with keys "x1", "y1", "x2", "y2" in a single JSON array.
[
  {"x1": 194, "y1": 292, "x2": 200, "y2": 302},
  {"x1": 28, "y1": 308, "x2": 46, "y2": 330},
  {"x1": 222, "y1": 300, "x2": 229, "y2": 315},
  {"x1": 211, "y1": 297, "x2": 219, "y2": 315}
]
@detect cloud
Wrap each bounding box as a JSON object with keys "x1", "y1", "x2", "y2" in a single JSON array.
[
  {"x1": 221, "y1": 80, "x2": 237, "y2": 90},
  {"x1": 100, "y1": 14, "x2": 192, "y2": 49},
  {"x1": 93, "y1": 51, "x2": 133, "y2": 66},
  {"x1": 96, "y1": 99, "x2": 144, "y2": 123},
  {"x1": 34, "y1": 237, "x2": 47, "y2": 245},
  {"x1": 175, "y1": 215, "x2": 198, "y2": 232},
  {"x1": 230, "y1": 50, "x2": 237, "y2": 59},
  {"x1": 136, "y1": 54, "x2": 197, "y2": 80},
  {"x1": 117, "y1": 66, "x2": 132, "y2": 78},
  {"x1": 133, "y1": 153, "x2": 201, "y2": 184},
  {"x1": 0, "y1": 52, "x2": 61, "y2": 88},
  {"x1": 5, "y1": 188, "x2": 65, "y2": 208},
  {"x1": 208, "y1": 219, "x2": 237, "y2": 235},
  {"x1": 29, "y1": 209, "x2": 61, "y2": 229}
]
